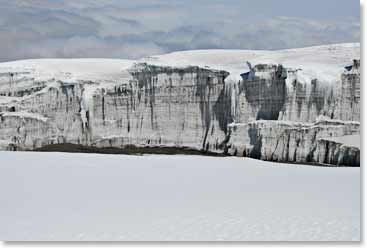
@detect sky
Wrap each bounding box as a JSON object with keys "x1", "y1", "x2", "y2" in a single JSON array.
[{"x1": 0, "y1": 0, "x2": 360, "y2": 62}]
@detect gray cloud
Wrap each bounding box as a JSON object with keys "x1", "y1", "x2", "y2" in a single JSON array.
[{"x1": 0, "y1": 0, "x2": 360, "y2": 62}]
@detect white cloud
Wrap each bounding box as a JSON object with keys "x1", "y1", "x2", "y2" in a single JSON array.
[
  {"x1": 0, "y1": 0, "x2": 360, "y2": 61},
  {"x1": 0, "y1": 36, "x2": 164, "y2": 61}
]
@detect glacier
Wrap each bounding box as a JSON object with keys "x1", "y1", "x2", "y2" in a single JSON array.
[{"x1": 0, "y1": 43, "x2": 360, "y2": 166}]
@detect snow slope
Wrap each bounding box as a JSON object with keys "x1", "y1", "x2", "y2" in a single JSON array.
[
  {"x1": 0, "y1": 59, "x2": 135, "y2": 82},
  {"x1": 143, "y1": 43, "x2": 360, "y2": 83},
  {"x1": 0, "y1": 152, "x2": 360, "y2": 241},
  {"x1": 0, "y1": 43, "x2": 359, "y2": 86}
]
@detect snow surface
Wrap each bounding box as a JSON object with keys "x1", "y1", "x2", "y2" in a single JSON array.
[
  {"x1": 0, "y1": 43, "x2": 360, "y2": 88},
  {"x1": 143, "y1": 43, "x2": 360, "y2": 83},
  {"x1": 0, "y1": 152, "x2": 360, "y2": 241},
  {"x1": 0, "y1": 59, "x2": 135, "y2": 85}
]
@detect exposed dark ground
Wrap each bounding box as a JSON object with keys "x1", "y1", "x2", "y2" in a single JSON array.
[
  {"x1": 33, "y1": 143, "x2": 226, "y2": 157},
  {"x1": 31, "y1": 143, "x2": 354, "y2": 167}
]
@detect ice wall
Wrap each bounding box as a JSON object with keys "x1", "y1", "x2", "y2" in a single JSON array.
[
  {"x1": 0, "y1": 64, "x2": 231, "y2": 152},
  {"x1": 227, "y1": 59, "x2": 360, "y2": 166},
  {"x1": 236, "y1": 60, "x2": 360, "y2": 123},
  {"x1": 225, "y1": 120, "x2": 360, "y2": 166},
  {"x1": 0, "y1": 45, "x2": 361, "y2": 166},
  {"x1": 90, "y1": 64, "x2": 231, "y2": 151}
]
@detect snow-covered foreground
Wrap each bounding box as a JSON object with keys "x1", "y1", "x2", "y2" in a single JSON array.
[{"x1": 0, "y1": 152, "x2": 360, "y2": 241}]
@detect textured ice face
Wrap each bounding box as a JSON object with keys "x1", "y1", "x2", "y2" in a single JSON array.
[
  {"x1": 0, "y1": 62, "x2": 232, "y2": 152},
  {"x1": 0, "y1": 43, "x2": 361, "y2": 166},
  {"x1": 226, "y1": 120, "x2": 360, "y2": 166}
]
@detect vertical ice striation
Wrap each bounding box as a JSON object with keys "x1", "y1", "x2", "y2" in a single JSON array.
[
  {"x1": 227, "y1": 58, "x2": 360, "y2": 166},
  {"x1": 0, "y1": 44, "x2": 361, "y2": 166}
]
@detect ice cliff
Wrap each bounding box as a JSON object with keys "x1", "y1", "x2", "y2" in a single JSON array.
[{"x1": 0, "y1": 43, "x2": 360, "y2": 166}]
